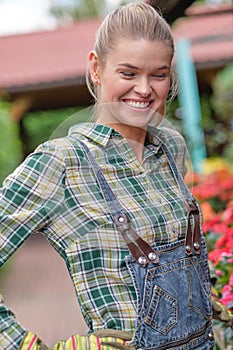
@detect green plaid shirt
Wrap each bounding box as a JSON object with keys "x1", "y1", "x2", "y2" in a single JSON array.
[{"x1": 0, "y1": 123, "x2": 196, "y2": 349}]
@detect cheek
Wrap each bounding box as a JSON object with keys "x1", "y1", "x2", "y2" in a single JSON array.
[
  {"x1": 158, "y1": 80, "x2": 171, "y2": 99},
  {"x1": 103, "y1": 79, "x2": 130, "y2": 99}
]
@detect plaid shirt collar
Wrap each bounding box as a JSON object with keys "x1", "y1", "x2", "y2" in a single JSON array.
[{"x1": 68, "y1": 122, "x2": 162, "y2": 153}]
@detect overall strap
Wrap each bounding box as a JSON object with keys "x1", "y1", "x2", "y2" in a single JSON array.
[
  {"x1": 160, "y1": 143, "x2": 192, "y2": 202},
  {"x1": 76, "y1": 137, "x2": 200, "y2": 266},
  {"x1": 158, "y1": 141, "x2": 201, "y2": 255},
  {"x1": 77, "y1": 139, "x2": 159, "y2": 267}
]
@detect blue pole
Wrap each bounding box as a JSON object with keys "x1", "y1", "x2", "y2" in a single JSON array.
[{"x1": 176, "y1": 39, "x2": 206, "y2": 173}]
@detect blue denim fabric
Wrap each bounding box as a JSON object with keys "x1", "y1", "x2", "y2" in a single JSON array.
[
  {"x1": 77, "y1": 136, "x2": 215, "y2": 349},
  {"x1": 125, "y1": 238, "x2": 215, "y2": 350}
]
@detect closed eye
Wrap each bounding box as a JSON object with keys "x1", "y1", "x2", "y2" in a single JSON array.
[
  {"x1": 120, "y1": 71, "x2": 135, "y2": 78},
  {"x1": 152, "y1": 73, "x2": 168, "y2": 79}
]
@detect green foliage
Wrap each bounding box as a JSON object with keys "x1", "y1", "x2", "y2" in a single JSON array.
[
  {"x1": 211, "y1": 64, "x2": 233, "y2": 122},
  {"x1": 166, "y1": 98, "x2": 182, "y2": 128},
  {"x1": 199, "y1": 95, "x2": 228, "y2": 158},
  {"x1": 166, "y1": 86, "x2": 233, "y2": 165},
  {"x1": 23, "y1": 106, "x2": 92, "y2": 154},
  {"x1": 209, "y1": 64, "x2": 233, "y2": 163},
  {"x1": 50, "y1": 0, "x2": 106, "y2": 21},
  {"x1": 0, "y1": 101, "x2": 23, "y2": 184},
  {"x1": 223, "y1": 140, "x2": 233, "y2": 163},
  {"x1": 200, "y1": 94, "x2": 212, "y2": 129}
]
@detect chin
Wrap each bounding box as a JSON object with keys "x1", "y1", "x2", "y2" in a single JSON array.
[{"x1": 119, "y1": 104, "x2": 163, "y2": 128}]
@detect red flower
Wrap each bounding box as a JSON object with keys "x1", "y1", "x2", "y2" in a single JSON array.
[
  {"x1": 220, "y1": 284, "x2": 233, "y2": 307},
  {"x1": 209, "y1": 249, "x2": 223, "y2": 264}
]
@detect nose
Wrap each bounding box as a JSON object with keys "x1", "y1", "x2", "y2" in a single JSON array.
[{"x1": 134, "y1": 77, "x2": 152, "y2": 97}]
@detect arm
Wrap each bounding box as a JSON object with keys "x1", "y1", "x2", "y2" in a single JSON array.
[{"x1": 0, "y1": 143, "x2": 66, "y2": 349}]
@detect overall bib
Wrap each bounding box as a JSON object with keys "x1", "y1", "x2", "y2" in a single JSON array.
[{"x1": 78, "y1": 136, "x2": 215, "y2": 350}]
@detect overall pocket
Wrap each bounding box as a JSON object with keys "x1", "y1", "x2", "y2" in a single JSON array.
[
  {"x1": 126, "y1": 238, "x2": 213, "y2": 349},
  {"x1": 144, "y1": 284, "x2": 178, "y2": 335}
]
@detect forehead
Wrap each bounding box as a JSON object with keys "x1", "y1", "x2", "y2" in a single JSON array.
[{"x1": 106, "y1": 38, "x2": 173, "y2": 68}]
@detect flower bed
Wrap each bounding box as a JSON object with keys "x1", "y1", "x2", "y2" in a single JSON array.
[{"x1": 192, "y1": 161, "x2": 233, "y2": 348}]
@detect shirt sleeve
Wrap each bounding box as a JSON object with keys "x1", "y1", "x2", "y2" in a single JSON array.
[{"x1": 0, "y1": 142, "x2": 66, "y2": 349}]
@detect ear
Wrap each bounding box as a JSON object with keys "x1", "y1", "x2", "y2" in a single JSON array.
[{"x1": 89, "y1": 50, "x2": 100, "y2": 85}]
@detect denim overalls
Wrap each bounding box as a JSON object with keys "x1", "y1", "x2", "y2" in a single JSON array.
[{"x1": 78, "y1": 137, "x2": 215, "y2": 350}]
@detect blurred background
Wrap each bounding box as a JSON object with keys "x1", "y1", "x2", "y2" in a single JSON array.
[{"x1": 0, "y1": 0, "x2": 232, "y2": 348}]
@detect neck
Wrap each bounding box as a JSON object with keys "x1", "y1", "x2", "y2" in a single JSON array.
[
  {"x1": 105, "y1": 123, "x2": 147, "y2": 163},
  {"x1": 127, "y1": 138, "x2": 146, "y2": 163}
]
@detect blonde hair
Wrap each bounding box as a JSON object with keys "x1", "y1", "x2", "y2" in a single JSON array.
[{"x1": 86, "y1": 2, "x2": 177, "y2": 103}]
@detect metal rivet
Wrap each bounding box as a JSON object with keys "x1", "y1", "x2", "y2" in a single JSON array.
[
  {"x1": 194, "y1": 242, "x2": 200, "y2": 250},
  {"x1": 118, "y1": 216, "x2": 125, "y2": 223},
  {"x1": 208, "y1": 331, "x2": 214, "y2": 340},
  {"x1": 185, "y1": 245, "x2": 192, "y2": 253},
  {"x1": 148, "y1": 252, "x2": 157, "y2": 261},
  {"x1": 138, "y1": 256, "x2": 147, "y2": 265}
]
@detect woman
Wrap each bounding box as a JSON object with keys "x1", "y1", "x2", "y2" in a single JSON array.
[{"x1": 0, "y1": 2, "x2": 214, "y2": 349}]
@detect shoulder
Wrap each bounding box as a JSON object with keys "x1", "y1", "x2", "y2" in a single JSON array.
[
  {"x1": 151, "y1": 126, "x2": 189, "y2": 177},
  {"x1": 34, "y1": 136, "x2": 85, "y2": 168}
]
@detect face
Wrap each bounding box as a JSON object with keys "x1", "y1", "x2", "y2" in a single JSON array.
[{"x1": 89, "y1": 38, "x2": 173, "y2": 129}]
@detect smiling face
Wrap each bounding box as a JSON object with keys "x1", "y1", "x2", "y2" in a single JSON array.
[{"x1": 89, "y1": 38, "x2": 173, "y2": 131}]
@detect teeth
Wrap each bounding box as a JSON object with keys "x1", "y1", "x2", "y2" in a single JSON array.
[{"x1": 125, "y1": 101, "x2": 149, "y2": 109}]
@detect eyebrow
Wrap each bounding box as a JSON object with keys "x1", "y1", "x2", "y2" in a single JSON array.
[
  {"x1": 118, "y1": 63, "x2": 139, "y2": 70},
  {"x1": 117, "y1": 63, "x2": 170, "y2": 70}
]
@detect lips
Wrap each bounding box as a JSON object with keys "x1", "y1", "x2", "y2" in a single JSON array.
[{"x1": 123, "y1": 100, "x2": 151, "y2": 109}]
